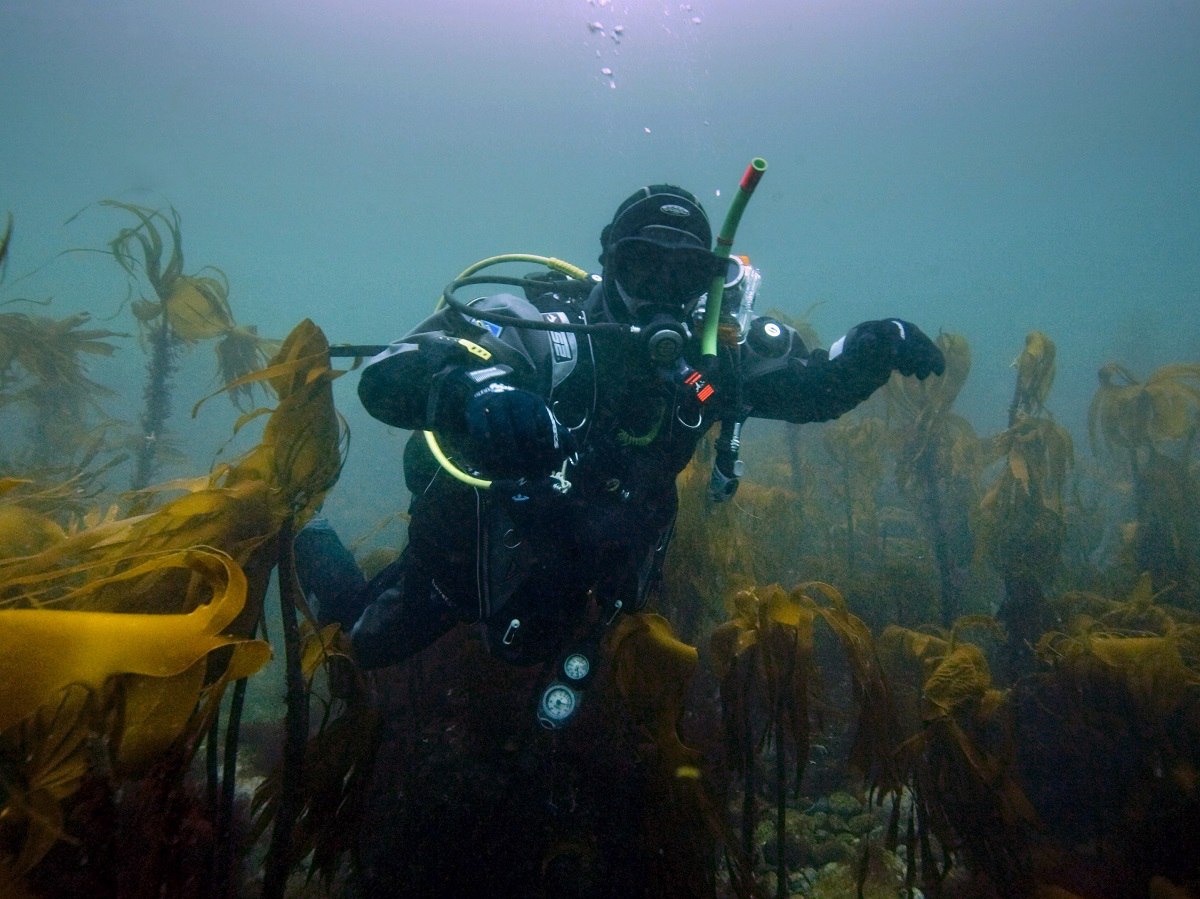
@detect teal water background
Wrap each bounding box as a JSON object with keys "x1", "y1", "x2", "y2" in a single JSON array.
[{"x1": 2, "y1": 0, "x2": 1197, "y2": 535}]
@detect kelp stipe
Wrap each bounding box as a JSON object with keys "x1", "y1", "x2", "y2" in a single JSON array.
[
  {"x1": 133, "y1": 307, "x2": 178, "y2": 490},
  {"x1": 980, "y1": 331, "x2": 1074, "y2": 679},
  {"x1": 885, "y1": 332, "x2": 979, "y2": 627},
  {"x1": 823, "y1": 416, "x2": 887, "y2": 577},
  {"x1": 95, "y1": 201, "x2": 278, "y2": 488},
  {"x1": 0, "y1": 211, "x2": 12, "y2": 273}
]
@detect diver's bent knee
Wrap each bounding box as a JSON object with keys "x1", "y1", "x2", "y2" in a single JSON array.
[
  {"x1": 348, "y1": 583, "x2": 458, "y2": 669},
  {"x1": 348, "y1": 624, "x2": 408, "y2": 670}
]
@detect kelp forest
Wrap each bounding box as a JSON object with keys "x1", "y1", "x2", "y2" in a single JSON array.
[{"x1": 2, "y1": 207, "x2": 1199, "y2": 899}]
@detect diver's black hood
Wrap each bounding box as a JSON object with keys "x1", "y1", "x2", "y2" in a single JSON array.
[
  {"x1": 599, "y1": 184, "x2": 714, "y2": 323},
  {"x1": 599, "y1": 184, "x2": 712, "y2": 267}
]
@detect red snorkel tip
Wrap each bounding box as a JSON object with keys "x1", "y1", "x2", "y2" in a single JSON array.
[{"x1": 739, "y1": 158, "x2": 767, "y2": 194}]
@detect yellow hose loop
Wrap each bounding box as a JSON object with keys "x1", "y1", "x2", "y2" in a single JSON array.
[
  {"x1": 425, "y1": 253, "x2": 590, "y2": 488},
  {"x1": 423, "y1": 429, "x2": 490, "y2": 489}
]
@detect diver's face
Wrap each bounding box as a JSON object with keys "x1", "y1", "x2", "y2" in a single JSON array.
[{"x1": 608, "y1": 237, "x2": 724, "y2": 321}]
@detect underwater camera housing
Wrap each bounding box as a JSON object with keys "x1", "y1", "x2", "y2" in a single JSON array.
[{"x1": 692, "y1": 255, "x2": 762, "y2": 345}]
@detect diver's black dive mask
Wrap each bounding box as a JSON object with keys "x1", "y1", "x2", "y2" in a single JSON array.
[{"x1": 608, "y1": 235, "x2": 726, "y2": 319}]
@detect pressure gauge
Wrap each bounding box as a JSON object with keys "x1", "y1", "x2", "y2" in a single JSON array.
[
  {"x1": 562, "y1": 652, "x2": 591, "y2": 682},
  {"x1": 538, "y1": 683, "x2": 578, "y2": 729}
]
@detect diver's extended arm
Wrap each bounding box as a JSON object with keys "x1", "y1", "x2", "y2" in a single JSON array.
[{"x1": 740, "y1": 317, "x2": 944, "y2": 423}]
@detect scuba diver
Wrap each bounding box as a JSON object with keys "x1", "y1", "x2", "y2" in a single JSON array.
[{"x1": 296, "y1": 174, "x2": 945, "y2": 726}]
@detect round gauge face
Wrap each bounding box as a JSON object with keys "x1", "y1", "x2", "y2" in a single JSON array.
[
  {"x1": 540, "y1": 684, "x2": 577, "y2": 722},
  {"x1": 562, "y1": 653, "x2": 591, "y2": 681}
]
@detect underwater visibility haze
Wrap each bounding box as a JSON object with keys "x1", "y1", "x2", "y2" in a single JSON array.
[{"x1": 2, "y1": 1, "x2": 1200, "y2": 897}]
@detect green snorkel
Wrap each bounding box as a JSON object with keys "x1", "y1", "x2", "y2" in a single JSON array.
[{"x1": 700, "y1": 157, "x2": 768, "y2": 370}]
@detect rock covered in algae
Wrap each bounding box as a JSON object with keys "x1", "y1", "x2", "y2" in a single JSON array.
[{"x1": 806, "y1": 850, "x2": 921, "y2": 899}]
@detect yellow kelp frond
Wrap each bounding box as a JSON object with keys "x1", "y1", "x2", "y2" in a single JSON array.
[
  {"x1": 1056, "y1": 573, "x2": 1197, "y2": 637},
  {"x1": 98, "y1": 200, "x2": 277, "y2": 412},
  {"x1": 1010, "y1": 331, "x2": 1057, "y2": 420},
  {"x1": 0, "y1": 310, "x2": 124, "y2": 393},
  {"x1": 878, "y1": 620, "x2": 1036, "y2": 880},
  {"x1": 1, "y1": 321, "x2": 341, "y2": 613},
  {"x1": 879, "y1": 623, "x2": 1006, "y2": 739},
  {"x1": 300, "y1": 622, "x2": 347, "y2": 681},
  {"x1": 0, "y1": 547, "x2": 270, "y2": 734},
  {"x1": 922, "y1": 641, "x2": 994, "y2": 720},
  {"x1": 0, "y1": 550, "x2": 270, "y2": 877},
  {"x1": 792, "y1": 580, "x2": 901, "y2": 786},
  {"x1": 984, "y1": 416, "x2": 1075, "y2": 499},
  {"x1": 0, "y1": 505, "x2": 66, "y2": 558},
  {"x1": 0, "y1": 478, "x2": 31, "y2": 496},
  {"x1": 0, "y1": 478, "x2": 276, "y2": 612},
  {"x1": 879, "y1": 623, "x2": 999, "y2": 714},
  {"x1": 99, "y1": 200, "x2": 182, "y2": 297},
  {"x1": 979, "y1": 409, "x2": 1074, "y2": 586},
  {"x1": 117, "y1": 638, "x2": 268, "y2": 773},
  {"x1": 215, "y1": 319, "x2": 346, "y2": 521},
  {"x1": 878, "y1": 625, "x2": 945, "y2": 736},
  {"x1": 1089, "y1": 362, "x2": 1200, "y2": 454},
  {"x1": 0, "y1": 445, "x2": 127, "y2": 527},
  {"x1": 162, "y1": 272, "x2": 234, "y2": 341},
  {"x1": 215, "y1": 325, "x2": 278, "y2": 408},
  {"x1": 724, "y1": 584, "x2": 817, "y2": 789},
  {"x1": 609, "y1": 612, "x2": 700, "y2": 772},
  {"x1": 1038, "y1": 623, "x2": 1200, "y2": 724}
]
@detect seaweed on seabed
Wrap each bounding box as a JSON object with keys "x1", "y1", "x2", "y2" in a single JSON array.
[
  {"x1": 876, "y1": 616, "x2": 1039, "y2": 896},
  {"x1": 1012, "y1": 579, "x2": 1200, "y2": 896},
  {"x1": 710, "y1": 581, "x2": 897, "y2": 899}
]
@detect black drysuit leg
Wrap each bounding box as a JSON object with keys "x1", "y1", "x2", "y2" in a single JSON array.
[
  {"x1": 293, "y1": 519, "x2": 458, "y2": 669},
  {"x1": 293, "y1": 516, "x2": 367, "y2": 629},
  {"x1": 349, "y1": 548, "x2": 459, "y2": 669}
]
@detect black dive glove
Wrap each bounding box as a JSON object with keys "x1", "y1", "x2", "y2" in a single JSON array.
[
  {"x1": 837, "y1": 319, "x2": 945, "y2": 379},
  {"x1": 463, "y1": 383, "x2": 572, "y2": 479}
]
